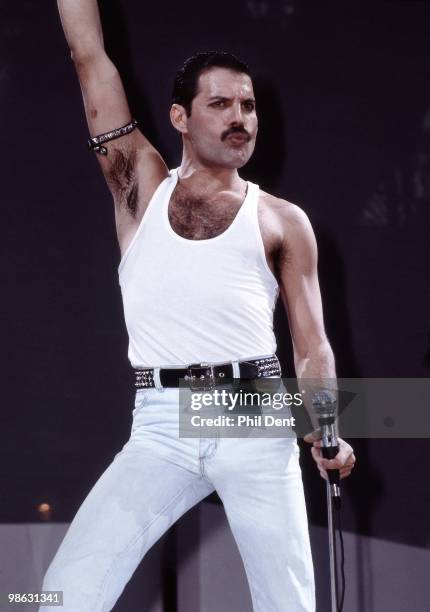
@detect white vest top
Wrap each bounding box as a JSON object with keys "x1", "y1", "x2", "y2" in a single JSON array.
[{"x1": 118, "y1": 169, "x2": 279, "y2": 367}]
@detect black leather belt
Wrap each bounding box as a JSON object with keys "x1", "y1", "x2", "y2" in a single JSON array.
[{"x1": 134, "y1": 355, "x2": 282, "y2": 390}]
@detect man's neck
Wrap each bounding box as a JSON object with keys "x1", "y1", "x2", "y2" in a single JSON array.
[{"x1": 177, "y1": 158, "x2": 245, "y2": 196}]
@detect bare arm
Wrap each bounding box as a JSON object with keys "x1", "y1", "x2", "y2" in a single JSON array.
[
  {"x1": 57, "y1": 0, "x2": 169, "y2": 251},
  {"x1": 277, "y1": 204, "x2": 336, "y2": 423},
  {"x1": 277, "y1": 204, "x2": 356, "y2": 479}
]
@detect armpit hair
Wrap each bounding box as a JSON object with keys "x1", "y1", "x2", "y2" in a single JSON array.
[
  {"x1": 274, "y1": 241, "x2": 291, "y2": 276},
  {"x1": 108, "y1": 148, "x2": 139, "y2": 217}
]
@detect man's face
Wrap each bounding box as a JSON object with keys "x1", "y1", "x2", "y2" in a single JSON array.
[{"x1": 184, "y1": 67, "x2": 258, "y2": 169}]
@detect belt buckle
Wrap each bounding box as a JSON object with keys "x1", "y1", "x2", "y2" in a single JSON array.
[{"x1": 186, "y1": 362, "x2": 215, "y2": 391}]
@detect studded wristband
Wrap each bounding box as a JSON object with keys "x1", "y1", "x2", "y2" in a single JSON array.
[{"x1": 87, "y1": 119, "x2": 138, "y2": 155}]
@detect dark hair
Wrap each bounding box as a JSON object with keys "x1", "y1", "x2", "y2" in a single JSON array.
[{"x1": 172, "y1": 51, "x2": 251, "y2": 116}]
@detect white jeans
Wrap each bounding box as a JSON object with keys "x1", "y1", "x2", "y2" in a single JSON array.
[{"x1": 41, "y1": 387, "x2": 315, "y2": 611}]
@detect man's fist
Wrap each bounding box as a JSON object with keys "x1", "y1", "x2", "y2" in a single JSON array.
[{"x1": 303, "y1": 431, "x2": 356, "y2": 480}]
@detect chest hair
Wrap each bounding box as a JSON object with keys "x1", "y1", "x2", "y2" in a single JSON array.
[{"x1": 168, "y1": 187, "x2": 244, "y2": 240}]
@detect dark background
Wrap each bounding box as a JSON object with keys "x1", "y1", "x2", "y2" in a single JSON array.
[{"x1": 1, "y1": 0, "x2": 430, "y2": 551}]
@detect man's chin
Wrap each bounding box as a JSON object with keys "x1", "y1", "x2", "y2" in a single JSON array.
[
  {"x1": 223, "y1": 149, "x2": 254, "y2": 169},
  {"x1": 200, "y1": 147, "x2": 254, "y2": 170}
]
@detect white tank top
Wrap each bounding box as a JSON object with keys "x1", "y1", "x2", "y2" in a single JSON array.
[{"x1": 118, "y1": 169, "x2": 279, "y2": 367}]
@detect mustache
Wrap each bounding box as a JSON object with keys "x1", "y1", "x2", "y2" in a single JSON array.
[{"x1": 221, "y1": 126, "x2": 251, "y2": 142}]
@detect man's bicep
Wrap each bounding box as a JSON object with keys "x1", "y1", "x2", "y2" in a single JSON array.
[
  {"x1": 75, "y1": 52, "x2": 134, "y2": 138},
  {"x1": 278, "y1": 209, "x2": 327, "y2": 358},
  {"x1": 75, "y1": 51, "x2": 167, "y2": 197}
]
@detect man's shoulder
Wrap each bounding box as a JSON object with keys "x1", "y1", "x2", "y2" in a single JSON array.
[{"x1": 259, "y1": 189, "x2": 312, "y2": 232}]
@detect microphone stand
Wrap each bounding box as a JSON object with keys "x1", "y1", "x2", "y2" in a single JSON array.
[
  {"x1": 312, "y1": 391, "x2": 341, "y2": 612},
  {"x1": 326, "y1": 481, "x2": 339, "y2": 612}
]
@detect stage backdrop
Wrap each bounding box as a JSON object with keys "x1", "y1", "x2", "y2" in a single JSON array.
[{"x1": 1, "y1": 0, "x2": 429, "y2": 555}]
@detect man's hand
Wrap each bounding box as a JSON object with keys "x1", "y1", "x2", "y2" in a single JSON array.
[{"x1": 304, "y1": 431, "x2": 356, "y2": 481}]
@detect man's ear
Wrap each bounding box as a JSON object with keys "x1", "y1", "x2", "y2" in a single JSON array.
[{"x1": 170, "y1": 104, "x2": 188, "y2": 134}]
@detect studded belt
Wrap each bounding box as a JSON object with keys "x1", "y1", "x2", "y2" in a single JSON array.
[{"x1": 134, "y1": 355, "x2": 282, "y2": 391}]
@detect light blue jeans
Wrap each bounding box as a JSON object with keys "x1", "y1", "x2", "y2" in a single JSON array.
[{"x1": 41, "y1": 386, "x2": 315, "y2": 611}]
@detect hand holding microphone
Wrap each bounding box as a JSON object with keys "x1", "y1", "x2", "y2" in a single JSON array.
[{"x1": 304, "y1": 390, "x2": 356, "y2": 508}]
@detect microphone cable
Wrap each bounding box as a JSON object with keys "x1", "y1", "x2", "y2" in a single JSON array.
[{"x1": 334, "y1": 500, "x2": 346, "y2": 611}]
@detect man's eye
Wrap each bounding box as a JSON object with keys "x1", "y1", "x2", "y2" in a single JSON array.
[
  {"x1": 210, "y1": 100, "x2": 226, "y2": 108},
  {"x1": 243, "y1": 101, "x2": 255, "y2": 112}
]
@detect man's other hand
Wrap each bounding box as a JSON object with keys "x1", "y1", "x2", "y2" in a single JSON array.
[{"x1": 303, "y1": 431, "x2": 356, "y2": 480}]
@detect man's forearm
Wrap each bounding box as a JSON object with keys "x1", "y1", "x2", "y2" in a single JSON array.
[
  {"x1": 57, "y1": 0, "x2": 105, "y2": 59},
  {"x1": 295, "y1": 340, "x2": 337, "y2": 431}
]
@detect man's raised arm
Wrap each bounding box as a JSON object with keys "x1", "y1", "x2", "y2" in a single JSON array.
[{"x1": 57, "y1": 0, "x2": 168, "y2": 248}]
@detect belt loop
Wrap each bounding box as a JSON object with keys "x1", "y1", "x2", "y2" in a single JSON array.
[
  {"x1": 231, "y1": 360, "x2": 240, "y2": 379},
  {"x1": 153, "y1": 367, "x2": 164, "y2": 392}
]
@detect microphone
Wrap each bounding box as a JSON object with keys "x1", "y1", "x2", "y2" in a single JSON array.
[{"x1": 311, "y1": 389, "x2": 341, "y2": 509}]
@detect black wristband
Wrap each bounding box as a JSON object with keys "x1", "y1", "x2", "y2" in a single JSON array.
[{"x1": 87, "y1": 119, "x2": 138, "y2": 155}]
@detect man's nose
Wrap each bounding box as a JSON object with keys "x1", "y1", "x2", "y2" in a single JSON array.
[{"x1": 229, "y1": 103, "x2": 244, "y2": 125}]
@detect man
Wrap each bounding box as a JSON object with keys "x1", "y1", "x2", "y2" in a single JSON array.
[{"x1": 42, "y1": 1, "x2": 356, "y2": 610}]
